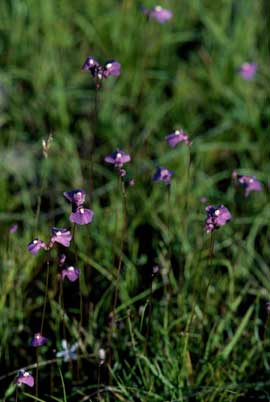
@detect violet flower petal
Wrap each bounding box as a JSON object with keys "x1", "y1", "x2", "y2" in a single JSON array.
[
  {"x1": 16, "y1": 371, "x2": 34, "y2": 387},
  {"x1": 69, "y1": 207, "x2": 94, "y2": 225},
  {"x1": 61, "y1": 266, "x2": 80, "y2": 282},
  {"x1": 103, "y1": 60, "x2": 121, "y2": 77},
  {"x1": 205, "y1": 205, "x2": 231, "y2": 233},
  {"x1": 63, "y1": 189, "x2": 86, "y2": 206},
  {"x1": 104, "y1": 149, "x2": 131, "y2": 168},
  {"x1": 152, "y1": 167, "x2": 174, "y2": 185},
  {"x1": 165, "y1": 129, "x2": 191, "y2": 148},
  {"x1": 27, "y1": 239, "x2": 47, "y2": 256},
  {"x1": 31, "y1": 333, "x2": 47, "y2": 347},
  {"x1": 238, "y1": 62, "x2": 257, "y2": 80},
  {"x1": 51, "y1": 228, "x2": 72, "y2": 247},
  {"x1": 143, "y1": 6, "x2": 173, "y2": 23}
]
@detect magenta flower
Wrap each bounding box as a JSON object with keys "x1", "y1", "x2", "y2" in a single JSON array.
[
  {"x1": 165, "y1": 129, "x2": 192, "y2": 148},
  {"x1": 238, "y1": 62, "x2": 257, "y2": 80},
  {"x1": 70, "y1": 207, "x2": 94, "y2": 225},
  {"x1": 238, "y1": 175, "x2": 262, "y2": 197},
  {"x1": 82, "y1": 56, "x2": 100, "y2": 76},
  {"x1": 31, "y1": 333, "x2": 47, "y2": 347},
  {"x1": 61, "y1": 266, "x2": 80, "y2": 282},
  {"x1": 16, "y1": 370, "x2": 34, "y2": 387},
  {"x1": 64, "y1": 189, "x2": 94, "y2": 225},
  {"x1": 205, "y1": 205, "x2": 232, "y2": 233},
  {"x1": 82, "y1": 56, "x2": 121, "y2": 84},
  {"x1": 105, "y1": 149, "x2": 131, "y2": 168},
  {"x1": 27, "y1": 239, "x2": 47, "y2": 256},
  {"x1": 152, "y1": 167, "x2": 174, "y2": 185},
  {"x1": 51, "y1": 228, "x2": 72, "y2": 247},
  {"x1": 200, "y1": 197, "x2": 208, "y2": 204},
  {"x1": 103, "y1": 60, "x2": 121, "y2": 77},
  {"x1": 64, "y1": 189, "x2": 86, "y2": 206},
  {"x1": 9, "y1": 223, "x2": 18, "y2": 233},
  {"x1": 59, "y1": 254, "x2": 66, "y2": 267},
  {"x1": 142, "y1": 5, "x2": 172, "y2": 23}
]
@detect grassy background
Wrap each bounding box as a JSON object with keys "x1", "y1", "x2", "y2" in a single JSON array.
[{"x1": 1, "y1": 0, "x2": 270, "y2": 400}]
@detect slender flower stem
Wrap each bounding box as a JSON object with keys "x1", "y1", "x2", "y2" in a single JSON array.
[
  {"x1": 59, "y1": 279, "x2": 66, "y2": 341},
  {"x1": 144, "y1": 278, "x2": 154, "y2": 354},
  {"x1": 112, "y1": 179, "x2": 127, "y2": 319},
  {"x1": 35, "y1": 349, "x2": 39, "y2": 398},
  {"x1": 205, "y1": 233, "x2": 215, "y2": 301},
  {"x1": 72, "y1": 224, "x2": 82, "y2": 331},
  {"x1": 15, "y1": 387, "x2": 18, "y2": 402},
  {"x1": 89, "y1": 86, "x2": 99, "y2": 204},
  {"x1": 108, "y1": 177, "x2": 127, "y2": 372},
  {"x1": 79, "y1": 283, "x2": 83, "y2": 332},
  {"x1": 185, "y1": 147, "x2": 192, "y2": 220},
  {"x1": 40, "y1": 257, "x2": 50, "y2": 335},
  {"x1": 166, "y1": 184, "x2": 173, "y2": 300},
  {"x1": 97, "y1": 364, "x2": 101, "y2": 400},
  {"x1": 34, "y1": 172, "x2": 46, "y2": 234}
]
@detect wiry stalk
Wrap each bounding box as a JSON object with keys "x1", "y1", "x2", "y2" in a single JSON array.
[
  {"x1": 59, "y1": 279, "x2": 66, "y2": 341},
  {"x1": 108, "y1": 178, "x2": 127, "y2": 372},
  {"x1": 144, "y1": 278, "x2": 154, "y2": 354},
  {"x1": 40, "y1": 258, "x2": 50, "y2": 335},
  {"x1": 97, "y1": 364, "x2": 101, "y2": 400},
  {"x1": 89, "y1": 85, "x2": 99, "y2": 205},
  {"x1": 185, "y1": 147, "x2": 192, "y2": 214},
  {"x1": 35, "y1": 349, "x2": 39, "y2": 398}
]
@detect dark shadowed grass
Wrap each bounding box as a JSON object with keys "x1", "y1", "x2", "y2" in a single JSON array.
[{"x1": 1, "y1": 0, "x2": 270, "y2": 401}]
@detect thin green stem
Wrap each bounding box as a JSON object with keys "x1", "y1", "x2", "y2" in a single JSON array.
[
  {"x1": 108, "y1": 177, "x2": 127, "y2": 375},
  {"x1": 59, "y1": 279, "x2": 66, "y2": 341},
  {"x1": 35, "y1": 349, "x2": 39, "y2": 398},
  {"x1": 97, "y1": 364, "x2": 101, "y2": 400},
  {"x1": 34, "y1": 172, "x2": 47, "y2": 234},
  {"x1": 143, "y1": 279, "x2": 154, "y2": 354},
  {"x1": 40, "y1": 257, "x2": 50, "y2": 335},
  {"x1": 205, "y1": 233, "x2": 215, "y2": 302},
  {"x1": 185, "y1": 147, "x2": 192, "y2": 215}
]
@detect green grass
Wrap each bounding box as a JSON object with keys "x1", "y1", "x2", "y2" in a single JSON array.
[{"x1": 1, "y1": 0, "x2": 270, "y2": 401}]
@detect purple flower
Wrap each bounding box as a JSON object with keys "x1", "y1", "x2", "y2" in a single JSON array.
[
  {"x1": 82, "y1": 56, "x2": 100, "y2": 77},
  {"x1": 27, "y1": 239, "x2": 47, "y2": 256},
  {"x1": 165, "y1": 129, "x2": 191, "y2": 148},
  {"x1": 61, "y1": 266, "x2": 80, "y2": 282},
  {"x1": 142, "y1": 5, "x2": 173, "y2": 23},
  {"x1": 82, "y1": 56, "x2": 121, "y2": 82},
  {"x1": 59, "y1": 253, "x2": 66, "y2": 267},
  {"x1": 64, "y1": 189, "x2": 93, "y2": 225},
  {"x1": 205, "y1": 205, "x2": 232, "y2": 233},
  {"x1": 238, "y1": 175, "x2": 262, "y2": 197},
  {"x1": 152, "y1": 167, "x2": 174, "y2": 185},
  {"x1": 16, "y1": 370, "x2": 34, "y2": 387},
  {"x1": 104, "y1": 149, "x2": 131, "y2": 168},
  {"x1": 103, "y1": 60, "x2": 121, "y2": 77},
  {"x1": 70, "y1": 207, "x2": 94, "y2": 225},
  {"x1": 50, "y1": 228, "x2": 72, "y2": 248},
  {"x1": 64, "y1": 189, "x2": 86, "y2": 206},
  {"x1": 238, "y1": 62, "x2": 257, "y2": 80},
  {"x1": 31, "y1": 333, "x2": 47, "y2": 347},
  {"x1": 200, "y1": 197, "x2": 208, "y2": 204},
  {"x1": 9, "y1": 224, "x2": 18, "y2": 234}
]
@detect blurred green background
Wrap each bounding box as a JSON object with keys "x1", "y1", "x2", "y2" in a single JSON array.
[{"x1": 1, "y1": 0, "x2": 270, "y2": 401}]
